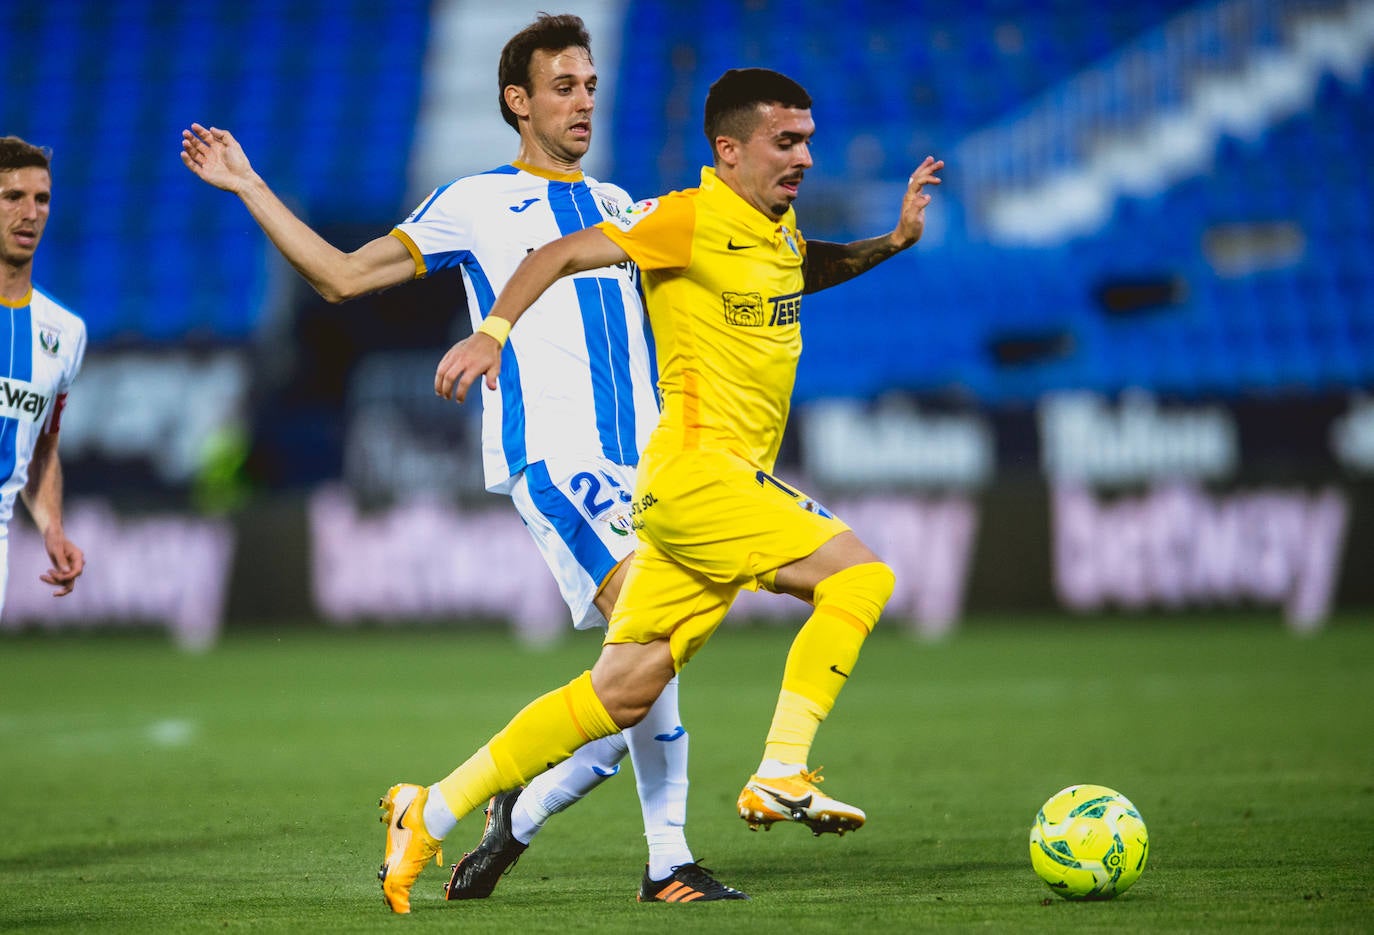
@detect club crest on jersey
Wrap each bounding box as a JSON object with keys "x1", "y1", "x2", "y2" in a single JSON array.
[
  {"x1": 599, "y1": 197, "x2": 624, "y2": 221},
  {"x1": 38, "y1": 326, "x2": 61, "y2": 356},
  {"x1": 779, "y1": 225, "x2": 800, "y2": 257},
  {"x1": 607, "y1": 198, "x2": 658, "y2": 231},
  {"x1": 604, "y1": 510, "x2": 635, "y2": 537}
]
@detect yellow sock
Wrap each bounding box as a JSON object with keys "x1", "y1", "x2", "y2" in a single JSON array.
[
  {"x1": 762, "y1": 689, "x2": 828, "y2": 765},
  {"x1": 436, "y1": 670, "x2": 619, "y2": 820},
  {"x1": 762, "y1": 562, "x2": 893, "y2": 764}
]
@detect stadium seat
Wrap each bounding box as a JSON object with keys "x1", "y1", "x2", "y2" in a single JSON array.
[
  {"x1": 3, "y1": 0, "x2": 1367, "y2": 404},
  {"x1": 2, "y1": 0, "x2": 428, "y2": 346}
]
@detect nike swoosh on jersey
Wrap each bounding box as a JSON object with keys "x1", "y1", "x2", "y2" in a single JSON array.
[
  {"x1": 509, "y1": 198, "x2": 540, "y2": 213},
  {"x1": 726, "y1": 238, "x2": 755, "y2": 250},
  {"x1": 830, "y1": 665, "x2": 850, "y2": 678}
]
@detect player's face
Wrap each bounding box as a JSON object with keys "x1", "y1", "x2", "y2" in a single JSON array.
[
  {"x1": 732, "y1": 104, "x2": 815, "y2": 220},
  {"x1": 0, "y1": 167, "x2": 50, "y2": 269},
  {"x1": 522, "y1": 46, "x2": 597, "y2": 167}
]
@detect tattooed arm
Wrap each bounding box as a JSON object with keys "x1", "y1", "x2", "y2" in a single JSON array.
[{"x1": 803, "y1": 156, "x2": 944, "y2": 294}]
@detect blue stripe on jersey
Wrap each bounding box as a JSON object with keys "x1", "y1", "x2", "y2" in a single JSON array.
[
  {"x1": 572, "y1": 278, "x2": 637, "y2": 465},
  {"x1": 0, "y1": 304, "x2": 33, "y2": 487},
  {"x1": 462, "y1": 255, "x2": 528, "y2": 476},
  {"x1": 569, "y1": 182, "x2": 640, "y2": 463},
  {"x1": 408, "y1": 179, "x2": 456, "y2": 223},
  {"x1": 411, "y1": 166, "x2": 517, "y2": 223},
  {"x1": 423, "y1": 249, "x2": 473, "y2": 273},
  {"x1": 525, "y1": 460, "x2": 618, "y2": 585},
  {"x1": 548, "y1": 180, "x2": 640, "y2": 465}
]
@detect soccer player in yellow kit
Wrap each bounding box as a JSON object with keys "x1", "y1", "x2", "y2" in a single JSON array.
[{"x1": 388, "y1": 67, "x2": 943, "y2": 907}]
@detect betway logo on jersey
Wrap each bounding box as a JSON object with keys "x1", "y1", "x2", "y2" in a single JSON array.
[
  {"x1": 722, "y1": 291, "x2": 802, "y2": 327},
  {"x1": 0, "y1": 377, "x2": 52, "y2": 423}
]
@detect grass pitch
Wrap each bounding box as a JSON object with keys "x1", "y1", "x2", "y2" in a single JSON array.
[{"x1": 1, "y1": 614, "x2": 1371, "y2": 933}]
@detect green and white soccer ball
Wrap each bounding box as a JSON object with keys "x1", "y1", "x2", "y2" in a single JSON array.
[{"x1": 1029, "y1": 784, "x2": 1149, "y2": 900}]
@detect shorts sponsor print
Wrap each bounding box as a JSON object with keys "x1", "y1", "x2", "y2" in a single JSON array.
[
  {"x1": 610, "y1": 449, "x2": 848, "y2": 665},
  {"x1": 510, "y1": 457, "x2": 639, "y2": 630}
]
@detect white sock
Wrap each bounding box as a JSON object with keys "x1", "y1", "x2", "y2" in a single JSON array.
[
  {"x1": 755, "y1": 758, "x2": 806, "y2": 779},
  {"x1": 509, "y1": 731, "x2": 629, "y2": 844},
  {"x1": 423, "y1": 784, "x2": 459, "y2": 840},
  {"x1": 626, "y1": 676, "x2": 695, "y2": 880}
]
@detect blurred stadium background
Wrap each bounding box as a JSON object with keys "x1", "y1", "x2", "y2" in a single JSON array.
[{"x1": 1, "y1": 0, "x2": 1371, "y2": 648}]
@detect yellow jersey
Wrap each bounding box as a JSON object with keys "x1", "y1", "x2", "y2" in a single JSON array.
[{"x1": 598, "y1": 166, "x2": 807, "y2": 472}]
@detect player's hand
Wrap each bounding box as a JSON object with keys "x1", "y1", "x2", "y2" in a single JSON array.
[
  {"x1": 892, "y1": 156, "x2": 944, "y2": 249},
  {"x1": 39, "y1": 534, "x2": 84, "y2": 598},
  {"x1": 180, "y1": 123, "x2": 254, "y2": 193},
  {"x1": 435, "y1": 333, "x2": 503, "y2": 404}
]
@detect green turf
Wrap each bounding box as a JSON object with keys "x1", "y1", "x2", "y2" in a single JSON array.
[{"x1": 1, "y1": 615, "x2": 1371, "y2": 933}]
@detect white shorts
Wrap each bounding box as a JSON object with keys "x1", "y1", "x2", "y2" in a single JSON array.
[{"x1": 509, "y1": 457, "x2": 640, "y2": 630}]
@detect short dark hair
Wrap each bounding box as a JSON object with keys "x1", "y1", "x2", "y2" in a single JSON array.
[
  {"x1": 703, "y1": 68, "x2": 812, "y2": 151},
  {"x1": 0, "y1": 136, "x2": 52, "y2": 174},
  {"x1": 497, "y1": 13, "x2": 593, "y2": 131}
]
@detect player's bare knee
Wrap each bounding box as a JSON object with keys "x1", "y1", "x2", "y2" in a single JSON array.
[
  {"x1": 600, "y1": 685, "x2": 663, "y2": 729},
  {"x1": 591, "y1": 646, "x2": 674, "y2": 729},
  {"x1": 618, "y1": 670, "x2": 673, "y2": 726}
]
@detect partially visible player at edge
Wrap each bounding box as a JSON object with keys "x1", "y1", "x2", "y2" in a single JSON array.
[
  {"x1": 179, "y1": 13, "x2": 746, "y2": 912},
  {"x1": 0, "y1": 137, "x2": 87, "y2": 618},
  {"x1": 416, "y1": 67, "x2": 944, "y2": 905}
]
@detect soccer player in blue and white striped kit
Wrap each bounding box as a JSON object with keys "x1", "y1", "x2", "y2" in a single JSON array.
[
  {"x1": 0, "y1": 137, "x2": 87, "y2": 618},
  {"x1": 181, "y1": 13, "x2": 746, "y2": 910}
]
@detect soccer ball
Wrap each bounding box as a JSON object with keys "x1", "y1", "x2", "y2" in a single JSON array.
[{"x1": 1029, "y1": 784, "x2": 1149, "y2": 900}]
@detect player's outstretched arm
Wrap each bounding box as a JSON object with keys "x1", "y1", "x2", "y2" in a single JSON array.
[
  {"x1": 179, "y1": 123, "x2": 415, "y2": 302},
  {"x1": 20, "y1": 433, "x2": 84, "y2": 597},
  {"x1": 802, "y1": 155, "x2": 943, "y2": 295},
  {"x1": 435, "y1": 227, "x2": 629, "y2": 404}
]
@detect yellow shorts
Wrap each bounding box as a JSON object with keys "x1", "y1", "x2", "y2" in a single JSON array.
[{"x1": 606, "y1": 449, "x2": 849, "y2": 667}]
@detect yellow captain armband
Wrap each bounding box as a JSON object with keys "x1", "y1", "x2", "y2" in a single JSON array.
[{"x1": 476, "y1": 315, "x2": 513, "y2": 347}]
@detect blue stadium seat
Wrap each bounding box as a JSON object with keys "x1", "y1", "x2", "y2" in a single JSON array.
[
  {"x1": 2, "y1": 0, "x2": 429, "y2": 346},
  {"x1": 5, "y1": 0, "x2": 1369, "y2": 404}
]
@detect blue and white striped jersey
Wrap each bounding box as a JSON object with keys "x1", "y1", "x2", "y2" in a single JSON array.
[
  {"x1": 392, "y1": 162, "x2": 659, "y2": 493},
  {"x1": 0, "y1": 286, "x2": 86, "y2": 530}
]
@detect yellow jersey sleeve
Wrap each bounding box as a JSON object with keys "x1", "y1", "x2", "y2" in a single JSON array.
[{"x1": 597, "y1": 191, "x2": 696, "y2": 271}]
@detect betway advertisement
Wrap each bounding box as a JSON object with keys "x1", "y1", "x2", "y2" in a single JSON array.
[
  {"x1": 306, "y1": 486, "x2": 979, "y2": 642},
  {"x1": 1035, "y1": 391, "x2": 1354, "y2": 630},
  {"x1": 3, "y1": 501, "x2": 235, "y2": 651},
  {"x1": 4, "y1": 358, "x2": 1369, "y2": 647}
]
